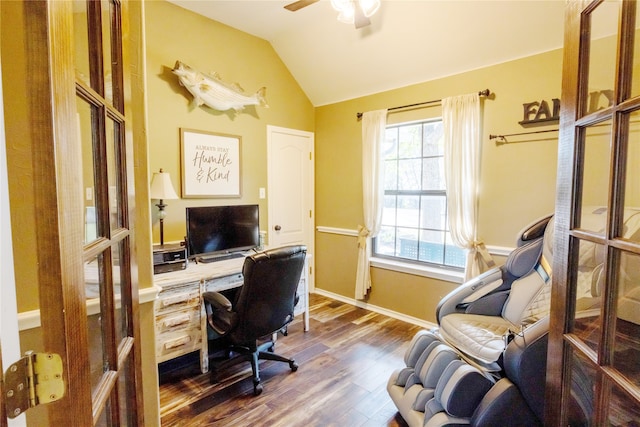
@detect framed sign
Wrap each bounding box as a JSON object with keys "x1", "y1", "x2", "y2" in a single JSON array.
[{"x1": 180, "y1": 128, "x2": 242, "y2": 198}]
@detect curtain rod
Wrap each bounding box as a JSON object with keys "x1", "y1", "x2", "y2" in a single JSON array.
[
  {"x1": 489, "y1": 128, "x2": 559, "y2": 142},
  {"x1": 356, "y1": 89, "x2": 491, "y2": 120}
]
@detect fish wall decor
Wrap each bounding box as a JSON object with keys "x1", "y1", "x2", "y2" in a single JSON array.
[{"x1": 172, "y1": 60, "x2": 268, "y2": 112}]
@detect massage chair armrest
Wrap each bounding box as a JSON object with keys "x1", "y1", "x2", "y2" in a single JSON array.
[
  {"x1": 463, "y1": 291, "x2": 510, "y2": 316},
  {"x1": 436, "y1": 267, "x2": 504, "y2": 323}
]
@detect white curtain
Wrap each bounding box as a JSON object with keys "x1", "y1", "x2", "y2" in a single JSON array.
[
  {"x1": 355, "y1": 109, "x2": 388, "y2": 300},
  {"x1": 443, "y1": 93, "x2": 490, "y2": 281}
]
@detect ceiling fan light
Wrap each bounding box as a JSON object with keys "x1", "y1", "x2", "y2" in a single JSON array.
[
  {"x1": 337, "y1": 9, "x2": 355, "y2": 23},
  {"x1": 331, "y1": 0, "x2": 356, "y2": 23},
  {"x1": 330, "y1": 0, "x2": 350, "y2": 13},
  {"x1": 360, "y1": 0, "x2": 380, "y2": 17},
  {"x1": 331, "y1": 0, "x2": 378, "y2": 25}
]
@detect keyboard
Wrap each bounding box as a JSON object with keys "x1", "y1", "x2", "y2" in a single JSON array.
[{"x1": 195, "y1": 252, "x2": 245, "y2": 263}]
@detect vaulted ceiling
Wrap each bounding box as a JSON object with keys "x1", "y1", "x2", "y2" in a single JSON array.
[{"x1": 167, "y1": 1, "x2": 566, "y2": 106}]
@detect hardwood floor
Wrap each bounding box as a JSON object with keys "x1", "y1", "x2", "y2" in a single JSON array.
[{"x1": 159, "y1": 293, "x2": 422, "y2": 426}]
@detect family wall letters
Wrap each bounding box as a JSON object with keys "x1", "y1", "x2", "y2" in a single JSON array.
[{"x1": 518, "y1": 90, "x2": 614, "y2": 126}]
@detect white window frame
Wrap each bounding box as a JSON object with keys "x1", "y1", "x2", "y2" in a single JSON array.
[{"x1": 373, "y1": 118, "x2": 465, "y2": 276}]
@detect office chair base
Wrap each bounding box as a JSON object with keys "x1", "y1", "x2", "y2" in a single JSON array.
[
  {"x1": 209, "y1": 340, "x2": 299, "y2": 396},
  {"x1": 253, "y1": 381, "x2": 263, "y2": 396}
]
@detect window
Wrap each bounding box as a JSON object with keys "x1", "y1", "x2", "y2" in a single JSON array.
[{"x1": 374, "y1": 119, "x2": 465, "y2": 269}]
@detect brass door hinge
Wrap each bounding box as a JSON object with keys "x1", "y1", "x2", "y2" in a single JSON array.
[{"x1": 3, "y1": 351, "x2": 65, "y2": 418}]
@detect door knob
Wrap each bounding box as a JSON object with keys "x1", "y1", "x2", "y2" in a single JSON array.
[{"x1": 274, "y1": 225, "x2": 281, "y2": 231}]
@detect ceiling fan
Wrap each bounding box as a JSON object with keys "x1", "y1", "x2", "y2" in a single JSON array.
[
  {"x1": 284, "y1": 0, "x2": 320, "y2": 12},
  {"x1": 284, "y1": 0, "x2": 378, "y2": 29}
]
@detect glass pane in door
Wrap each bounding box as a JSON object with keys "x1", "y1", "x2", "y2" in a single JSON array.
[
  {"x1": 569, "y1": 350, "x2": 597, "y2": 425},
  {"x1": 101, "y1": 0, "x2": 114, "y2": 105},
  {"x1": 574, "y1": 239, "x2": 605, "y2": 354},
  {"x1": 580, "y1": 120, "x2": 612, "y2": 231},
  {"x1": 614, "y1": 250, "x2": 640, "y2": 387},
  {"x1": 85, "y1": 254, "x2": 106, "y2": 393},
  {"x1": 73, "y1": 0, "x2": 90, "y2": 87},
  {"x1": 623, "y1": 110, "x2": 640, "y2": 243},
  {"x1": 584, "y1": 0, "x2": 620, "y2": 116},
  {"x1": 630, "y1": 3, "x2": 640, "y2": 98},
  {"x1": 106, "y1": 117, "x2": 122, "y2": 232},
  {"x1": 78, "y1": 96, "x2": 99, "y2": 244},
  {"x1": 605, "y1": 381, "x2": 640, "y2": 424},
  {"x1": 113, "y1": 239, "x2": 133, "y2": 346},
  {"x1": 113, "y1": 241, "x2": 124, "y2": 345}
]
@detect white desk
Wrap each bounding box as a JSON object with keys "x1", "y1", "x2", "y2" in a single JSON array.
[{"x1": 153, "y1": 254, "x2": 309, "y2": 373}]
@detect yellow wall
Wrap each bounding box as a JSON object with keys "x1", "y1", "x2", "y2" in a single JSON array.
[
  {"x1": 144, "y1": 1, "x2": 315, "y2": 244},
  {"x1": 315, "y1": 49, "x2": 563, "y2": 322}
]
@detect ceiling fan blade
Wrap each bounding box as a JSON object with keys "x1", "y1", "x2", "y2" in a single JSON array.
[
  {"x1": 284, "y1": 0, "x2": 320, "y2": 12},
  {"x1": 353, "y1": 2, "x2": 371, "y2": 28}
]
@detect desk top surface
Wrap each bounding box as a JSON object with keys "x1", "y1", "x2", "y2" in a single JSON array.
[
  {"x1": 152, "y1": 246, "x2": 310, "y2": 289},
  {"x1": 153, "y1": 255, "x2": 245, "y2": 288}
]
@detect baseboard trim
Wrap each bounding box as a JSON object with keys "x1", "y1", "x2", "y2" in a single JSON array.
[{"x1": 313, "y1": 288, "x2": 437, "y2": 330}]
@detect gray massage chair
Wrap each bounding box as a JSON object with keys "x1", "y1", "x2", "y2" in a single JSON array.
[
  {"x1": 388, "y1": 208, "x2": 640, "y2": 426},
  {"x1": 436, "y1": 214, "x2": 553, "y2": 373},
  {"x1": 387, "y1": 215, "x2": 554, "y2": 426},
  {"x1": 387, "y1": 317, "x2": 548, "y2": 426},
  {"x1": 436, "y1": 207, "x2": 639, "y2": 372}
]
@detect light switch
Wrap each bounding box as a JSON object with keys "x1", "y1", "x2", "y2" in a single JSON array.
[{"x1": 259, "y1": 187, "x2": 266, "y2": 199}]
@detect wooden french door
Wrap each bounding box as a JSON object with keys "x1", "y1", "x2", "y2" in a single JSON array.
[
  {"x1": 16, "y1": 1, "x2": 143, "y2": 425},
  {"x1": 547, "y1": 0, "x2": 640, "y2": 424}
]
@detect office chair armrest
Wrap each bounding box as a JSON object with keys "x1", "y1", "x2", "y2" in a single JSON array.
[
  {"x1": 203, "y1": 291, "x2": 232, "y2": 311},
  {"x1": 203, "y1": 292, "x2": 236, "y2": 335}
]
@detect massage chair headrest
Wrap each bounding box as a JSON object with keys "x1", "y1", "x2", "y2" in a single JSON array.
[
  {"x1": 516, "y1": 214, "x2": 553, "y2": 247},
  {"x1": 505, "y1": 214, "x2": 553, "y2": 278}
]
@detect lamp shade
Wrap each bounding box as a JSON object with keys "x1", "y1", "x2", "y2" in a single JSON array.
[{"x1": 150, "y1": 169, "x2": 179, "y2": 200}]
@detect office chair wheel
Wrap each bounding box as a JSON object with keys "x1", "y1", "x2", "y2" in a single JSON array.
[
  {"x1": 253, "y1": 382, "x2": 263, "y2": 396},
  {"x1": 290, "y1": 360, "x2": 298, "y2": 372}
]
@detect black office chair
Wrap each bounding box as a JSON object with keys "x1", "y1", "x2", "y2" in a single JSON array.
[{"x1": 203, "y1": 245, "x2": 307, "y2": 396}]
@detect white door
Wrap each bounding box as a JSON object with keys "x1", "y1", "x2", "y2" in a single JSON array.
[
  {"x1": 267, "y1": 126, "x2": 314, "y2": 289},
  {"x1": 0, "y1": 58, "x2": 23, "y2": 426}
]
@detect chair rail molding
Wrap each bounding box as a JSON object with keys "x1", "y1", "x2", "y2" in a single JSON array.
[
  {"x1": 315, "y1": 225, "x2": 513, "y2": 257},
  {"x1": 18, "y1": 285, "x2": 161, "y2": 331}
]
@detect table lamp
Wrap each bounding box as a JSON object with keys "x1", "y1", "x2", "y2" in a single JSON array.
[{"x1": 150, "y1": 168, "x2": 179, "y2": 246}]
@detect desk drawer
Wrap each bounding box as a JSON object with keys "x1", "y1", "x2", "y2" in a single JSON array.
[
  {"x1": 204, "y1": 272, "x2": 243, "y2": 293},
  {"x1": 156, "y1": 328, "x2": 202, "y2": 362},
  {"x1": 156, "y1": 285, "x2": 200, "y2": 316},
  {"x1": 156, "y1": 309, "x2": 200, "y2": 334}
]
